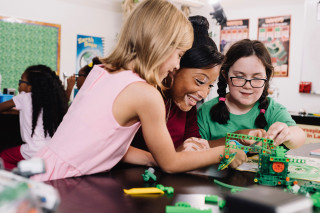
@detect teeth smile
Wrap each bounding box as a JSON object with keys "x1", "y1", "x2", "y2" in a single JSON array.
[{"x1": 188, "y1": 97, "x2": 196, "y2": 103}]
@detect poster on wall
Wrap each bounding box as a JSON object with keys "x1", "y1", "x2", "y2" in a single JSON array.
[
  {"x1": 220, "y1": 19, "x2": 249, "y2": 54},
  {"x1": 76, "y1": 34, "x2": 104, "y2": 73},
  {"x1": 258, "y1": 15, "x2": 291, "y2": 77}
]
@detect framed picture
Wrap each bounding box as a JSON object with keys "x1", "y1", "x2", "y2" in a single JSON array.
[
  {"x1": 258, "y1": 15, "x2": 291, "y2": 77},
  {"x1": 0, "y1": 16, "x2": 60, "y2": 91},
  {"x1": 220, "y1": 19, "x2": 249, "y2": 54}
]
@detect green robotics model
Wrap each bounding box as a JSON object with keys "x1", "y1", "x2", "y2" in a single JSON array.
[{"x1": 219, "y1": 133, "x2": 305, "y2": 187}]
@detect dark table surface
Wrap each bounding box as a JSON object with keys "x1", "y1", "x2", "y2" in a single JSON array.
[
  {"x1": 291, "y1": 114, "x2": 320, "y2": 126},
  {"x1": 44, "y1": 143, "x2": 320, "y2": 213},
  {"x1": 0, "y1": 113, "x2": 23, "y2": 151},
  {"x1": 1, "y1": 113, "x2": 319, "y2": 212}
]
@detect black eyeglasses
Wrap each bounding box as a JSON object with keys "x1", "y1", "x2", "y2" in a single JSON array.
[
  {"x1": 229, "y1": 76, "x2": 267, "y2": 88},
  {"x1": 18, "y1": 80, "x2": 31, "y2": 86}
]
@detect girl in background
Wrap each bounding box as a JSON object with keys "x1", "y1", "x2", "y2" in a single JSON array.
[
  {"x1": 197, "y1": 39, "x2": 305, "y2": 149},
  {"x1": 65, "y1": 57, "x2": 101, "y2": 100},
  {"x1": 76, "y1": 57, "x2": 101, "y2": 90},
  {"x1": 31, "y1": 0, "x2": 246, "y2": 181},
  {"x1": 0, "y1": 65, "x2": 68, "y2": 169}
]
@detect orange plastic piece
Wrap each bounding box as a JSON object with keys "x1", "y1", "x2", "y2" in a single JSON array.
[
  {"x1": 272, "y1": 162, "x2": 285, "y2": 173},
  {"x1": 293, "y1": 180, "x2": 298, "y2": 185},
  {"x1": 286, "y1": 177, "x2": 290, "y2": 182},
  {"x1": 225, "y1": 155, "x2": 229, "y2": 159}
]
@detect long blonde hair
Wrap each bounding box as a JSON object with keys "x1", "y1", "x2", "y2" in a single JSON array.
[{"x1": 101, "y1": 0, "x2": 193, "y2": 89}]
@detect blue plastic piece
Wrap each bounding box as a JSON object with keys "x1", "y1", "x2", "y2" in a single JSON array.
[{"x1": 0, "y1": 94, "x2": 14, "y2": 103}]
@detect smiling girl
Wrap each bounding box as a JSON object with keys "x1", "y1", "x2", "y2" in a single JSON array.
[
  {"x1": 129, "y1": 16, "x2": 247, "y2": 169},
  {"x1": 30, "y1": 0, "x2": 239, "y2": 181},
  {"x1": 197, "y1": 39, "x2": 305, "y2": 149},
  {"x1": 132, "y1": 15, "x2": 224, "y2": 149}
]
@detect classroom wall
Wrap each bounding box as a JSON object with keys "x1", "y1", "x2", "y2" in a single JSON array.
[
  {"x1": 0, "y1": 0, "x2": 318, "y2": 113},
  {"x1": 0, "y1": 0, "x2": 122, "y2": 80},
  {"x1": 206, "y1": 0, "x2": 320, "y2": 114}
]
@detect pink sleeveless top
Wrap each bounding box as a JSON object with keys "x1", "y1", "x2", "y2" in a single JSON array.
[{"x1": 32, "y1": 65, "x2": 145, "y2": 181}]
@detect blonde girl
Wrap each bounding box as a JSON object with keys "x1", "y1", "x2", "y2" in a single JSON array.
[{"x1": 32, "y1": 0, "x2": 246, "y2": 181}]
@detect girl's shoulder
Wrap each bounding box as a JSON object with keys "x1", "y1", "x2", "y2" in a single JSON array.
[
  {"x1": 266, "y1": 97, "x2": 288, "y2": 112},
  {"x1": 123, "y1": 82, "x2": 165, "y2": 119},
  {"x1": 127, "y1": 82, "x2": 162, "y2": 102},
  {"x1": 13, "y1": 91, "x2": 31, "y2": 100},
  {"x1": 12, "y1": 92, "x2": 32, "y2": 110}
]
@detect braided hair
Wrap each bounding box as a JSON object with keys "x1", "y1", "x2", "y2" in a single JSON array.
[
  {"x1": 24, "y1": 65, "x2": 68, "y2": 137},
  {"x1": 210, "y1": 39, "x2": 273, "y2": 128}
]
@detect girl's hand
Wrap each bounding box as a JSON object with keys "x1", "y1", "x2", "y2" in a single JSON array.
[
  {"x1": 234, "y1": 129, "x2": 267, "y2": 146},
  {"x1": 177, "y1": 137, "x2": 210, "y2": 152},
  {"x1": 0, "y1": 99, "x2": 15, "y2": 113},
  {"x1": 67, "y1": 74, "x2": 76, "y2": 89},
  {"x1": 229, "y1": 148, "x2": 247, "y2": 169},
  {"x1": 267, "y1": 122, "x2": 290, "y2": 146}
]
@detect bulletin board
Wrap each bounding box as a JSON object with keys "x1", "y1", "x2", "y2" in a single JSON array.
[
  {"x1": 257, "y1": 15, "x2": 291, "y2": 77},
  {"x1": 220, "y1": 19, "x2": 249, "y2": 54},
  {"x1": 0, "y1": 16, "x2": 60, "y2": 92}
]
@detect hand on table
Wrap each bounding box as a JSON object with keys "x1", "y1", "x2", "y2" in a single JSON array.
[{"x1": 177, "y1": 137, "x2": 210, "y2": 152}]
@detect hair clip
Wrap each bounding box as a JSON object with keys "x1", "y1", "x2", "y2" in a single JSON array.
[
  {"x1": 260, "y1": 109, "x2": 266, "y2": 114},
  {"x1": 88, "y1": 62, "x2": 93, "y2": 68},
  {"x1": 219, "y1": 97, "x2": 226, "y2": 102}
]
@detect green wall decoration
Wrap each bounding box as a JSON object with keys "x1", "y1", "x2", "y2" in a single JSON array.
[{"x1": 0, "y1": 16, "x2": 60, "y2": 92}]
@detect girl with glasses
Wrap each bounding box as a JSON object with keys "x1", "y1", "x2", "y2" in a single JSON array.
[
  {"x1": 0, "y1": 65, "x2": 68, "y2": 169},
  {"x1": 198, "y1": 39, "x2": 305, "y2": 149}
]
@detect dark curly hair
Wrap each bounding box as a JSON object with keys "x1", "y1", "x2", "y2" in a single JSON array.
[
  {"x1": 210, "y1": 39, "x2": 274, "y2": 128},
  {"x1": 188, "y1": 15, "x2": 217, "y2": 49},
  {"x1": 181, "y1": 15, "x2": 223, "y2": 70},
  {"x1": 79, "y1": 57, "x2": 101, "y2": 76},
  {"x1": 162, "y1": 15, "x2": 224, "y2": 93},
  {"x1": 24, "y1": 65, "x2": 68, "y2": 137}
]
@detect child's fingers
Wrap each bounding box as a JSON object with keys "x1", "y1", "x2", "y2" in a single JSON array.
[
  {"x1": 230, "y1": 150, "x2": 247, "y2": 169},
  {"x1": 267, "y1": 122, "x2": 284, "y2": 138},
  {"x1": 185, "y1": 137, "x2": 210, "y2": 149},
  {"x1": 273, "y1": 127, "x2": 290, "y2": 146},
  {"x1": 181, "y1": 142, "x2": 204, "y2": 151},
  {"x1": 178, "y1": 137, "x2": 210, "y2": 152},
  {"x1": 267, "y1": 122, "x2": 289, "y2": 146}
]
